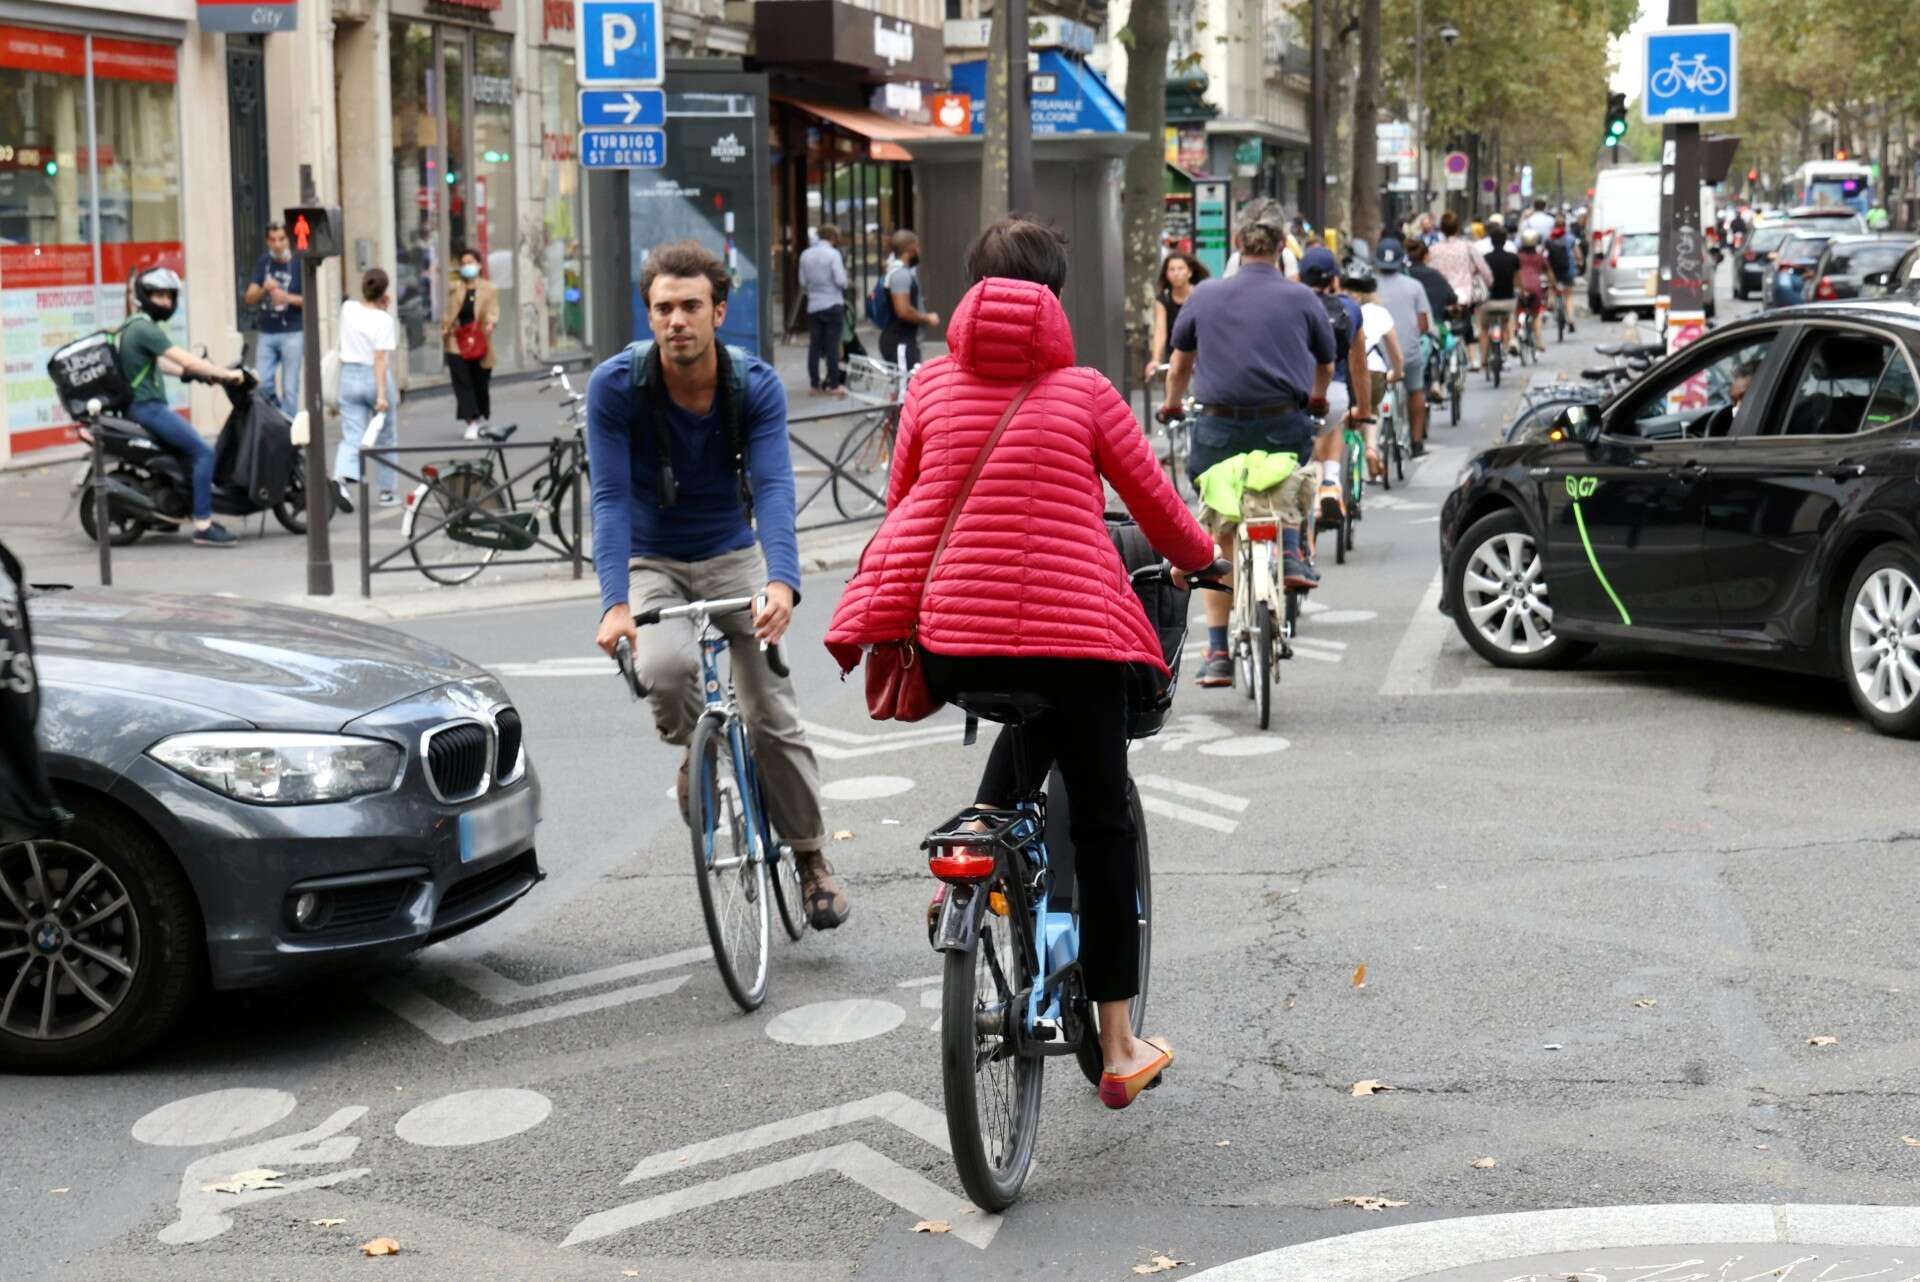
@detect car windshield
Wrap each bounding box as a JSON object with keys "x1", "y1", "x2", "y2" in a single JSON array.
[
  {"x1": 1617, "y1": 233, "x2": 1660, "y2": 258},
  {"x1": 1832, "y1": 244, "x2": 1914, "y2": 276},
  {"x1": 1749, "y1": 228, "x2": 1791, "y2": 252},
  {"x1": 1781, "y1": 236, "x2": 1832, "y2": 264}
]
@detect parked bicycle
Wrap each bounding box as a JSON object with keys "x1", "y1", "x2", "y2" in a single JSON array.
[
  {"x1": 401, "y1": 365, "x2": 588, "y2": 585},
  {"x1": 613, "y1": 594, "x2": 804, "y2": 1011},
  {"x1": 926, "y1": 559, "x2": 1226, "y2": 1210},
  {"x1": 831, "y1": 354, "x2": 908, "y2": 520}
]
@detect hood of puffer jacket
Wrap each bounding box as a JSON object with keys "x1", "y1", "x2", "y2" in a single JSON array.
[{"x1": 944, "y1": 277, "x2": 1077, "y2": 381}]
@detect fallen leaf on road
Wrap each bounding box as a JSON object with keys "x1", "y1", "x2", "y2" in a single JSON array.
[
  {"x1": 1902, "y1": 1136, "x2": 1920, "y2": 1148},
  {"x1": 1332, "y1": 1195, "x2": 1408, "y2": 1212},
  {"x1": 200, "y1": 1168, "x2": 284, "y2": 1194},
  {"x1": 1215, "y1": 1140, "x2": 1231, "y2": 1147},
  {"x1": 310, "y1": 1219, "x2": 345, "y2": 1227},
  {"x1": 1542, "y1": 1043, "x2": 1564, "y2": 1051},
  {"x1": 1351, "y1": 964, "x2": 1367, "y2": 989},
  {"x1": 912, "y1": 1220, "x2": 951, "y2": 1234},
  {"x1": 1632, "y1": 998, "x2": 1658, "y2": 1009},
  {"x1": 48, "y1": 1188, "x2": 69, "y2": 1195},
  {"x1": 1132, "y1": 1254, "x2": 1194, "y2": 1275},
  {"x1": 1350, "y1": 1079, "x2": 1392, "y2": 1097},
  {"x1": 360, "y1": 1237, "x2": 401, "y2": 1257},
  {"x1": 833, "y1": 830, "x2": 854, "y2": 841},
  {"x1": 881, "y1": 818, "x2": 901, "y2": 826},
  {"x1": 1808, "y1": 1036, "x2": 1838, "y2": 1047},
  {"x1": 625, "y1": 1271, "x2": 641, "y2": 1277},
  {"x1": 1469, "y1": 1157, "x2": 1497, "y2": 1170}
]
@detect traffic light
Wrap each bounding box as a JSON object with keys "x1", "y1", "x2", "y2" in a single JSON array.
[{"x1": 1604, "y1": 92, "x2": 1628, "y2": 147}]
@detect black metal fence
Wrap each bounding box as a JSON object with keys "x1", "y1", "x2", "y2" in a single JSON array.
[{"x1": 786, "y1": 401, "x2": 894, "y2": 534}]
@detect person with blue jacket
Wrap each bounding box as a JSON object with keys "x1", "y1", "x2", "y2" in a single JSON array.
[{"x1": 585, "y1": 240, "x2": 845, "y2": 929}]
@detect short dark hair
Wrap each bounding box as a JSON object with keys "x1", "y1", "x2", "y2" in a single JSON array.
[
  {"x1": 1489, "y1": 227, "x2": 1508, "y2": 249},
  {"x1": 1440, "y1": 211, "x2": 1460, "y2": 237},
  {"x1": 965, "y1": 215, "x2": 1069, "y2": 294},
  {"x1": 1406, "y1": 238, "x2": 1429, "y2": 262},
  {"x1": 1156, "y1": 251, "x2": 1210, "y2": 292},
  {"x1": 1533, "y1": 198, "x2": 1547, "y2": 211},
  {"x1": 891, "y1": 228, "x2": 920, "y2": 257},
  {"x1": 816, "y1": 223, "x2": 841, "y2": 243},
  {"x1": 361, "y1": 268, "x2": 389, "y2": 302},
  {"x1": 641, "y1": 239, "x2": 731, "y2": 306},
  {"x1": 265, "y1": 221, "x2": 285, "y2": 235},
  {"x1": 455, "y1": 245, "x2": 480, "y2": 263}
]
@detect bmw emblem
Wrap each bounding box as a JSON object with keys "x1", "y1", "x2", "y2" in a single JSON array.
[{"x1": 33, "y1": 921, "x2": 64, "y2": 954}]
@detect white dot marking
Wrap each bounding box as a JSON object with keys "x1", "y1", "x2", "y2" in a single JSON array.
[
  {"x1": 765, "y1": 998, "x2": 906, "y2": 1046},
  {"x1": 131, "y1": 1088, "x2": 298, "y2": 1147},
  {"x1": 395, "y1": 1088, "x2": 553, "y2": 1147}
]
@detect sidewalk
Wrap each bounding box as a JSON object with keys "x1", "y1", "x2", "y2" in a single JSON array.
[{"x1": 0, "y1": 332, "x2": 923, "y2": 622}]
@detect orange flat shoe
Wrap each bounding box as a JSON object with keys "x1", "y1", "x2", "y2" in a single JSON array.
[{"x1": 1098, "y1": 1037, "x2": 1174, "y2": 1110}]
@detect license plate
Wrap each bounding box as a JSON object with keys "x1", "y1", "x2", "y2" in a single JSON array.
[{"x1": 458, "y1": 788, "x2": 538, "y2": 864}]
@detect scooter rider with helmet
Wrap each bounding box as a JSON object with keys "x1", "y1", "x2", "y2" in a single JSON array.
[{"x1": 118, "y1": 267, "x2": 249, "y2": 547}]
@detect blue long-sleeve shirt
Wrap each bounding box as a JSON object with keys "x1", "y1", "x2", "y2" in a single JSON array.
[{"x1": 585, "y1": 347, "x2": 801, "y2": 615}]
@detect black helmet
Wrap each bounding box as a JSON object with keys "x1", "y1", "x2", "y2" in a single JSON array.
[
  {"x1": 1341, "y1": 264, "x2": 1378, "y2": 293},
  {"x1": 133, "y1": 266, "x2": 183, "y2": 322}
]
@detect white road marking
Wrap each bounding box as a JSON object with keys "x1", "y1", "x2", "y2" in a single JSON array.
[
  {"x1": 1197, "y1": 735, "x2": 1291, "y2": 756},
  {"x1": 371, "y1": 974, "x2": 690, "y2": 1045},
  {"x1": 1137, "y1": 794, "x2": 1238, "y2": 834},
  {"x1": 919, "y1": 989, "x2": 941, "y2": 1010},
  {"x1": 1131, "y1": 774, "x2": 1250, "y2": 813},
  {"x1": 895, "y1": 974, "x2": 943, "y2": 988},
  {"x1": 565, "y1": 1091, "x2": 1004, "y2": 1251},
  {"x1": 1307, "y1": 608, "x2": 1378, "y2": 624},
  {"x1": 394, "y1": 1088, "x2": 553, "y2": 1147},
  {"x1": 764, "y1": 999, "x2": 906, "y2": 1046},
  {"x1": 820, "y1": 774, "x2": 916, "y2": 801},
  {"x1": 132, "y1": 1089, "x2": 297, "y2": 1148},
  {"x1": 159, "y1": 1107, "x2": 371, "y2": 1245},
  {"x1": 486, "y1": 656, "x2": 611, "y2": 679},
  {"x1": 1377, "y1": 568, "x2": 1618, "y2": 697},
  {"x1": 438, "y1": 946, "x2": 710, "y2": 1005},
  {"x1": 801, "y1": 719, "x2": 967, "y2": 760},
  {"x1": 1378, "y1": 570, "x2": 1458, "y2": 697}
]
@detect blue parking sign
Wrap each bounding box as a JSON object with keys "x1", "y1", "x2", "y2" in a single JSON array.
[
  {"x1": 575, "y1": 0, "x2": 662, "y2": 87},
  {"x1": 1641, "y1": 24, "x2": 1737, "y2": 124},
  {"x1": 579, "y1": 127, "x2": 666, "y2": 169},
  {"x1": 579, "y1": 88, "x2": 665, "y2": 129}
]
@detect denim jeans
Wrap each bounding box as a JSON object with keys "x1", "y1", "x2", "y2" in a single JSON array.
[
  {"x1": 1185, "y1": 409, "x2": 1319, "y2": 486},
  {"x1": 807, "y1": 305, "x2": 844, "y2": 389},
  {"x1": 127, "y1": 400, "x2": 215, "y2": 521},
  {"x1": 334, "y1": 362, "x2": 398, "y2": 495},
  {"x1": 255, "y1": 330, "x2": 303, "y2": 417}
]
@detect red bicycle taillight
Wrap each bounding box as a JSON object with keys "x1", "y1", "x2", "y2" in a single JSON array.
[
  {"x1": 1743, "y1": 249, "x2": 1757, "y2": 261},
  {"x1": 1243, "y1": 521, "x2": 1279, "y2": 542},
  {"x1": 1815, "y1": 277, "x2": 1837, "y2": 300},
  {"x1": 928, "y1": 850, "x2": 996, "y2": 882},
  {"x1": 422, "y1": 465, "x2": 439, "y2": 482}
]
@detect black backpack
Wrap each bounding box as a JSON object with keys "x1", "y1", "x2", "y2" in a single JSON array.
[{"x1": 1319, "y1": 294, "x2": 1354, "y2": 355}]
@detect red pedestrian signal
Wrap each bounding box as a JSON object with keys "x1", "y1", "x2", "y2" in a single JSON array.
[
  {"x1": 293, "y1": 215, "x2": 311, "y2": 251},
  {"x1": 281, "y1": 206, "x2": 340, "y2": 259}
]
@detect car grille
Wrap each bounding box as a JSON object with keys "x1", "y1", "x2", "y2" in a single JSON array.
[
  {"x1": 494, "y1": 707, "x2": 523, "y2": 782},
  {"x1": 440, "y1": 851, "x2": 538, "y2": 921},
  {"x1": 425, "y1": 721, "x2": 490, "y2": 801},
  {"x1": 314, "y1": 881, "x2": 414, "y2": 936}
]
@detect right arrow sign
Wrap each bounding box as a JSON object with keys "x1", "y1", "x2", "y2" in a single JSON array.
[{"x1": 578, "y1": 87, "x2": 665, "y2": 130}]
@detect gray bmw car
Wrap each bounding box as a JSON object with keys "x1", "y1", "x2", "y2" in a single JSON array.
[{"x1": 3, "y1": 588, "x2": 541, "y2": 1071}]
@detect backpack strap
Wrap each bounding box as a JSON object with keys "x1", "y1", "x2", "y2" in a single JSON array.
[
  {"x1": 626, "y1": 339, "x2": 755, "y2": 520},
  {"x1": 119, "y1": 313, "x2": 160, "y2": 390}
]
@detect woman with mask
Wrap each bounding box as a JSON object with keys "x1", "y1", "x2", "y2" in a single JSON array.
[
  {"x1": 334, "y1": 268, "x2": 401, "y2": 507},
  {"x1": 442, "y1": 247, "x2": 499, "y2": 440}
]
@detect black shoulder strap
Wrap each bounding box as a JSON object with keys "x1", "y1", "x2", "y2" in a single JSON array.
[{"x1": 626, "y1": 339, "x2": 754, "y2": 521}]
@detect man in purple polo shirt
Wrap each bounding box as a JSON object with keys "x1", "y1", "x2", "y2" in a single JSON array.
[{"x1": 1161, "y1": 197, "x2": 1336, "y2": 687}]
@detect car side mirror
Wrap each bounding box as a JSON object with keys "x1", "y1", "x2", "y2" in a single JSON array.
[{"x1": 1567, "y1": 404, "x2": 1602, "y2": 446}]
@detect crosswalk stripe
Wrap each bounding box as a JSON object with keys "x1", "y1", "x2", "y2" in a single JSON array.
[
  {"x1": 1137, "y1": 793, "x2": 1238, "y2": 834},
  {"x1": 1132, "y1": 773, "x2": 1250, "y2": 813}
]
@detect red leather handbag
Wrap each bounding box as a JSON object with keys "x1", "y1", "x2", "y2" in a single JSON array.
[
  {"x1": 865, "y1": 376, "x2": 1040, "y2": 721},
  {"x1": 452, "y1": 321, "x2": 488, "y2": 362}
]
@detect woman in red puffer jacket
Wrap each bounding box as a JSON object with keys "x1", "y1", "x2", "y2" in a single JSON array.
[{"x1": 826, "y1": 217, "x2": 1215, "y2": 1106}]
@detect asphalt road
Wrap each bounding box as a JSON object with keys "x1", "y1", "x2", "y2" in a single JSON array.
[{"x1": 11, "y1": 278, "x2": 1920, "y2": 1282}]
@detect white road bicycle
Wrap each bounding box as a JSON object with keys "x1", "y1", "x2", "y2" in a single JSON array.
[{"x1": 1229, "y1": 500, "x2": 1298, "y2": 731}]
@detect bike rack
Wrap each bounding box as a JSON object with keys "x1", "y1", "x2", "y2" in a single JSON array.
[{"x1": 356, "y1": 438, "x2": 585, "y2": 597}]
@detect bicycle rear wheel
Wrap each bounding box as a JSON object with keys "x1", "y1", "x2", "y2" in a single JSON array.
[
  {"x1": 756, "y1": 768, "x2": 806, "y2": 943},
  {"x1": 831, "y1": 410, "x2": 893, "y2": 519},
  {"x1": 688, "y1": 714, "x2": 771, "y2": 1011},
  {"x1": 1074, "y1": 782, "x2": 1152, "y2": 1086},
  {"x1": 404, "y1": 464, "x2": 506, "y2": 586},
  {"x1": 1450, "y1": 357, "x2": 1465, "y2": 426},
  {"x1": 1253, "y1": 601, "x2": 1274, "y2": 730},
  {"x1": 943, "y1": 910, "x2": 1042, "y2": 1210}
]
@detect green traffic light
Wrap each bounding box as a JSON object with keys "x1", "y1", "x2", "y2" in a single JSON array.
[{"x1": 43, "y1": 160, "x2": 56, "y2": 175}]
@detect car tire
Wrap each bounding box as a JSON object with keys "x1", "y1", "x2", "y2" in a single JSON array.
[
  {"x1": 0, "y1": 809, "x2": 203, "y2": 1073},
  {"x1": 1448, "y1": 508, "x2": 1596, "y2": 671},
  {"x1": 1599, "y1": 307, "x2": 1618, "y2": 323},
  {"x1": 1839, "y1": 545, "x2": 1920, "y2": 737}
]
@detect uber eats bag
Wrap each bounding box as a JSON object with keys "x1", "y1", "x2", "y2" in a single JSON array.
[
  {"x1": 46, "y1": 328, "x2": 136, "y2": 419},
  {"x1": 1107, "y1": 515, "x2": 1190, "y2": 740}
]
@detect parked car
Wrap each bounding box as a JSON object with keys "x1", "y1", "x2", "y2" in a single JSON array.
[
  {"x1": 1735, "y1": 225, "x2": 1796, "y2": 300},
  {"x1": 2, "y1": 590, "x2": 543, "y2": 1071},
  {"x1": 1784, "y1": 205, "x2": 1868, "y2": 234},
  {"x1": 1595, "y1": 230, "x2": 1661, "y2": 320},
  {"x1": 1811, "y1": 235, "x2": 1920, "y2": 300},
  {"x1": 1439, "y1": 298, "x2": 1920, "y2": 736}
]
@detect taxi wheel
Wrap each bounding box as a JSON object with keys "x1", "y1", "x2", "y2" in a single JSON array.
[{"x1": 1841, "y1": 545, "x2": 1920, "y2": 738}]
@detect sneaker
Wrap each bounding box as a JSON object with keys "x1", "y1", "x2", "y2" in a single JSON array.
[
  {"x1": 796, "y1": 851, "x2": 851, "y2": 929},
  {"x1": 1196, "y1": 650, "x2": 1233, "y2": 687},
  {"x1": 378, "y1": 491, "x2": 399, "y2": 508},
  {"x1": 192, "y1": 522, "x2": 237, "y2": 548},
  {"x1": 462, "y1": 423, "x2": 481, "y2": 441},
  {"x1": 1283, "y1": 554, "x2": 1318, "y2": 590},
  {"x1": 330, "y1": 479, "x2": 356, "y2": 514}
]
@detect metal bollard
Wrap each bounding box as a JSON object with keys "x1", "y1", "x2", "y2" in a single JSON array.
[{"x1": 89, "y1": 410, "x2": 111, "y2": 587}]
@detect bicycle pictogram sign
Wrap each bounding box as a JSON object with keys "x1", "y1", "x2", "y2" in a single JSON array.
[{"x1": 1640, "y1": 24, "x2": 1737, "y2": 124}]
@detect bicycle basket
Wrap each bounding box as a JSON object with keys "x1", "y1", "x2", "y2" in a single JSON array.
[
  {"x1": 843, "y1": 354, "x2": 903, "y2": 402},
  {"x1": 1107, "y1": 514, "x2": 1187, "y2": 740},
  {"x1": 47, "y1": 331, "x2": 134, "y2": 418}
]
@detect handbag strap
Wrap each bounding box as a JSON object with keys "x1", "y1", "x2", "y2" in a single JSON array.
[{"x1": 919, "y1": 375, "x2": 1042, "y2": 606}]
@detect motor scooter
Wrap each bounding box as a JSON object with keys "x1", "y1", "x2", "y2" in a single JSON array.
[{"x1": 68, "y1": 368, "x2": 332, "y2": 546}]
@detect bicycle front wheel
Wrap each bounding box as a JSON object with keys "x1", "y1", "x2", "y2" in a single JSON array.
[
  {"x1": 689, "y1": 714, "x2": 771, "y2": 1011},
  {"x1": 832, "y1": 410, "x2": 893, "y2": 519},
  {"x1": 404, "y1": 465, "x2": 506, "y2": 586},
  {"x1": 943, "y1": 912, "x2": 1042, "y2": 1211}
]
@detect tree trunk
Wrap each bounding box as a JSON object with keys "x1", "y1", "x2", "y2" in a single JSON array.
[
  {"x1": 1324, "y1": 1, "x2": 1356, "y2": 236},
  {"x1": 1349, "y1": 0, "x2": 1380, "y2": 244},
  {"x1": 1121, "y1": 0, "x2": 1171, "y2": 380},
  {"x1": 980, "y1": 1, "x2": 1010, "y2": 227}
]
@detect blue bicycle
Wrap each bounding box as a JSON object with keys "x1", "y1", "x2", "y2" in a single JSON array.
[
  {"x1": 924, "y1": 560, "x2": 1226, "y2": 1209},
  {"x1": 614, "y1": 595, "x2": 803, "y2": 1012}
]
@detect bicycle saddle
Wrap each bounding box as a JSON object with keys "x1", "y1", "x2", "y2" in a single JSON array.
[
  {"x1": 478, "y1": 423, "x2": 518, "y2": 442},
  {"x1": 1622, "y1": 342, "x2": 1667, "y2": 359},
  {"x1": 951, "y1": 691, "x2": 1054, "y2": 726},
  {"x1": 1582, "y1": 366, "x2": 1632, "y2": 381}
]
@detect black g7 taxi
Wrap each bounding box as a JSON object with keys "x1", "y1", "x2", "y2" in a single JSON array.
[{"x1": 1440, "y1": 297, "x2": 1920, "y2": 735}]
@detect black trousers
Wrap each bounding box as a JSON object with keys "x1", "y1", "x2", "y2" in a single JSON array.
[
  {"x1": 807, "y1": 305, "x2": 845, "y2": 389},
  {"x1": 921, "y1": 651, "x2": 1140, "y2": 1002},
  {"x1": 879, "y1": 325, "x2": 921, "y2": 371},
  {"x1": 447, "y1": 355, "x2": 492, "y2": 421}
]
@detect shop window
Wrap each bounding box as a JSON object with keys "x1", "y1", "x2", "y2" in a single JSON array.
[
  {"x1": 538, "y1": 49, "x2": 588, "y2": 356},
  {"x1": 391, "y1": 20, "x2": 443, "y2": 380},
  {"x1": 473, "y1": 33, "x2": 516, "y2": 368}
]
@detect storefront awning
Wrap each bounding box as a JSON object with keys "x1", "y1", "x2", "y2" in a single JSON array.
[
  {"x1": 949, "y1": 50, "x2": 1127, "y2": 135},
  {"x1": 776, "y1": 96, "x2": 955, "y2": 162}
]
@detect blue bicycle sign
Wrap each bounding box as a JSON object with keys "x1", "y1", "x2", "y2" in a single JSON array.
[{"x1": 1641, "y1": 24, "x2": 1738, "y2": 124}]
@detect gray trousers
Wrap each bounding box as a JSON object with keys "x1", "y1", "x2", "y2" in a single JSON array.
[{"x1": 630, "y1": 545, "x2": 826, "y2": 853}]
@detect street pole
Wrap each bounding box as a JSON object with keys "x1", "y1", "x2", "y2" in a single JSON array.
[
  {"x1": 301, "y1": 251, "x2": 332, "y2": 596},
  {"x1": 1658, "y1": 0, "x2": 1707, "y2": 339},
  {"x1": 1006, "y1": 0, "x2": 1033, "y2": 212},
  {"x1": 1412, "y1": 0, "x2": 1424, "y2": 213},
  {"x1": 1308, "y1": 0, "x2": 1325, "y2": 229},
  {"x1": 1555, "y1": 153, "x2": 1564, "y2": 212}
]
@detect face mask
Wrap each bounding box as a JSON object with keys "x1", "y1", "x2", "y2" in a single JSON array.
[
  {"x1": 271, "y1": 248, "x2": 291, "y2": 263},
  {"x1": 141, "y1": 299, "x2": 176, "y2": 323},
  {"x1": 460, "y1": 264, "x2": 480, "y2": 280}
]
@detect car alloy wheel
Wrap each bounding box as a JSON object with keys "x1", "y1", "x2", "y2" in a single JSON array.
[
  {"x1": 1462, "y1": 530, "x2": 1555, "y2": 655},
  {"x1": 0, "y1": 840, "x2": 140, "y2": 1042},
  {"x1": 1848, "y1": 566, "x2": 1920, "y2": 715}
]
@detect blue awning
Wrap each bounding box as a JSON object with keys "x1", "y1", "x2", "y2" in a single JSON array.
[{"x1": 949, "y1": 50, "x2": 1127, "y2": 135}]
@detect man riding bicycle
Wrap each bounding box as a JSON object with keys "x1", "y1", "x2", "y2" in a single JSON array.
[
  {"x1": 586, "y1": 240, "x2": 848, "y2": 929},
  {"x1": 1545, "y1": 221, "x2": 1578, "y2": 334},
  {"x1": 1298, "y1": 248, "x2": 1372, "y2": 526},
  {"x1": 1160, "y1": 198, "x2": 1335, "y2": 688}
]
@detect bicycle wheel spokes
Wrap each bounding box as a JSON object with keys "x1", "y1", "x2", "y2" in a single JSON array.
[
  {"x1": 405, "y1": 467, "x2": 507, "y2": 586},
  {"x1": 942, "y1": 904, "x2": 1042, "y2": 1210},
  {"x1": 832, "y1": 411, "x2": 893, "y2": 519},
  {"x1": 690, "y1": 718, "x2": 770, "y2": 1011}
]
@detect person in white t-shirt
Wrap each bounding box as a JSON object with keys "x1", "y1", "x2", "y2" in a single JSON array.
[
  {"x1": 1344, "y1": 264, "x2": 1403, "y2": 482},
  {"x1": 334, "y1": 268, "x2": 401, "y2": 508},
  {"x1": 1523, "y1": 198, "x2": 1557, "y2": 244}
]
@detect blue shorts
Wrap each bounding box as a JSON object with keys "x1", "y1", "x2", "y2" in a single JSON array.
[{"x1": 1186, "y1": 410, "x2": 1318, "y2": 486}]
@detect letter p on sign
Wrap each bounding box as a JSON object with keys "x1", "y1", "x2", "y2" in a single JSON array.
[
  {"x1": 575, "y1": 0, "x2": 663, "y2": 87},
  {"x1": 601, "y1": 13, "x2": 635, "y2": 64}
]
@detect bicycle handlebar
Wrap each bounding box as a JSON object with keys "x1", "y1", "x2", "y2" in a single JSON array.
[
  {"x1": 625, "y1": 595, "x2": 790, "y2": 679},
  {"x1": 1132, "y1": 558, "x2": 1231, "y2": 592},
  {"x1": 612, "y1": 636, "x2": 646, "y2": 701}
]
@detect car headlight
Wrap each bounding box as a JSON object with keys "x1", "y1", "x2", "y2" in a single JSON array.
[{"x1": 149, "y1": 732, "x2": 403, "y2": 805}]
